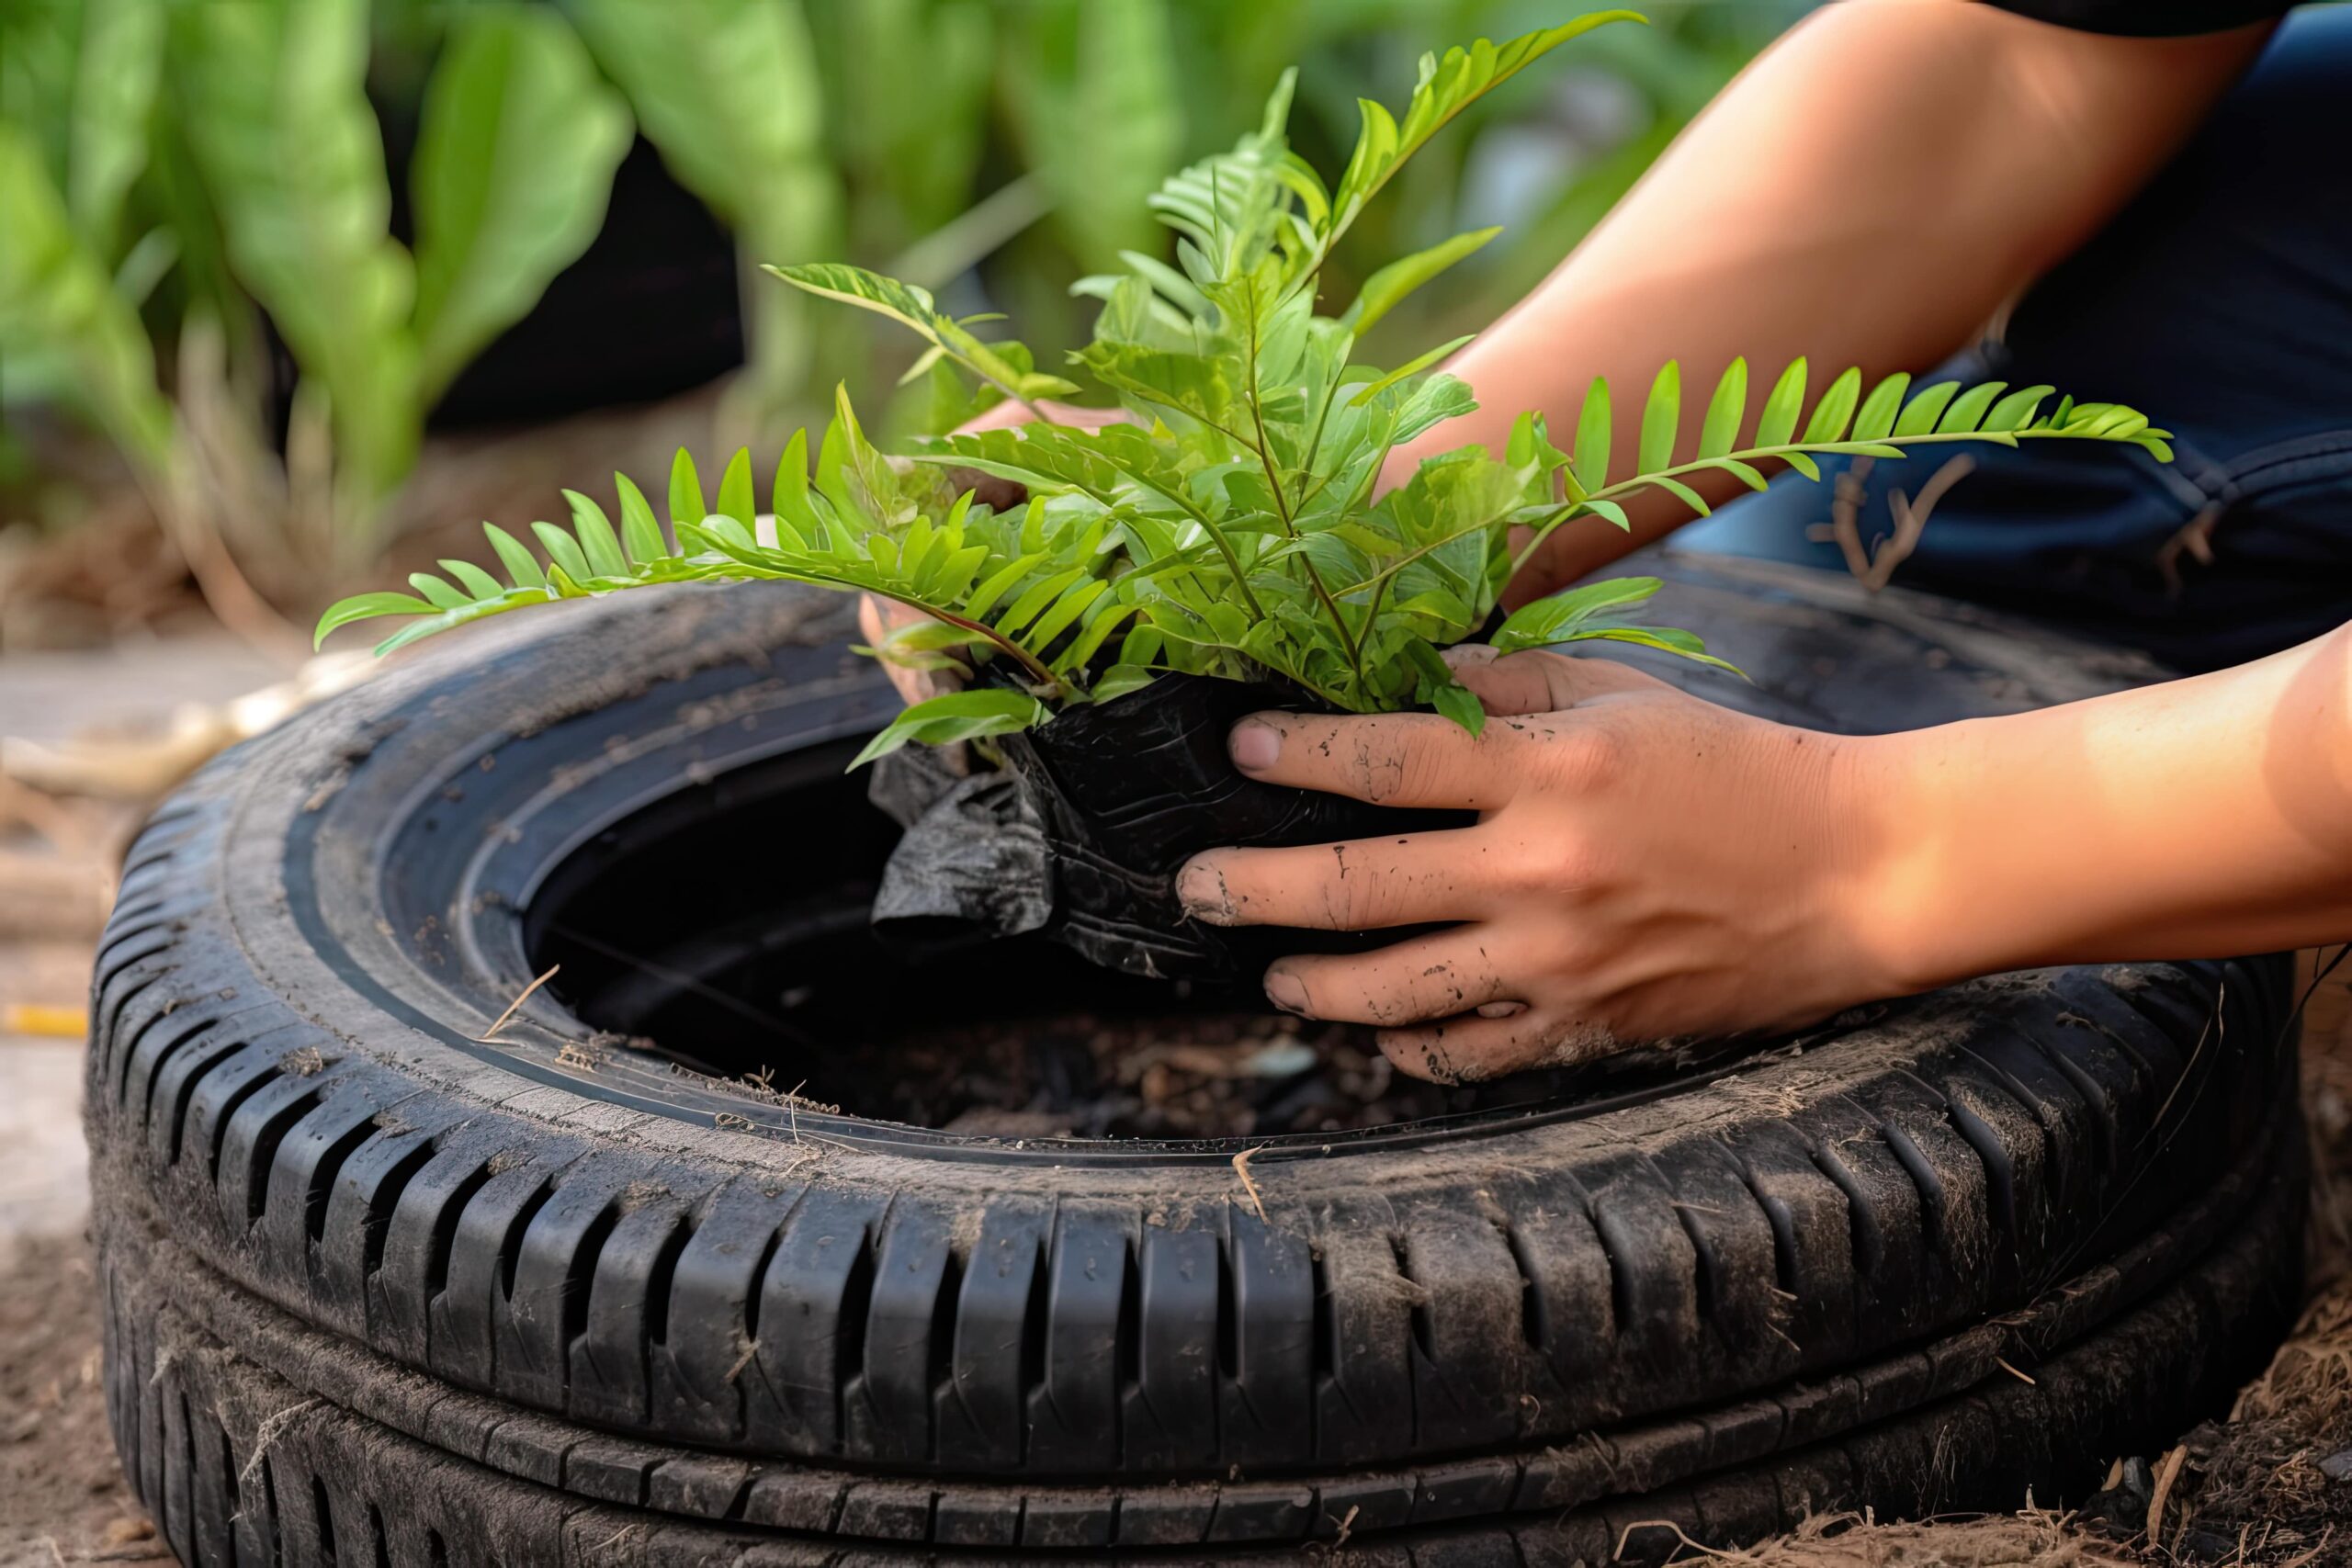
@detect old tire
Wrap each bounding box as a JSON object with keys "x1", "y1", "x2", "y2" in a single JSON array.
[{"x1": 87, "y1": 552, "x2": 2304, "y2": 1559}]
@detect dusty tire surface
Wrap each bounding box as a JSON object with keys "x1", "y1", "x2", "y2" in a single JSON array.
[
  {"x1": 93, "y1": 1110, "x2": 2307, "y2": 1564},
  {"x1": 87, "y1": 554, "x2": 2305, "y2": 1558}
]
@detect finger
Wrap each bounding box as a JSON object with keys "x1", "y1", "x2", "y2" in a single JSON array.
[
  {"x1": 1261, "y1": 926, "x2": 1519, "y2": 1026},
  {"x1": 1177, "y1": 829, "x2": 1487, "y2": 931},
  {"x1": 1227, "y1": 710, "x2": 1517, "y2": 810},
  {"x1": 1443, "y1": 645, "x2": 1662, "y2": 717},
  {"x1": 1375, "y1": 1010, "x2": 1623, "y2": 1085},
  {"x1": 956, "y1": 399, "x2": 1035, "y2": 434},
  {"x1": 856, "y1": 595, "x2": 946, "y2": 705},
  {"x1": 954, "y1": 398, "x2": 1126, "y2": 434}
]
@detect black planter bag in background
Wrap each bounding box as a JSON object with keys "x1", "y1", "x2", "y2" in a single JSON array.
[{"x1": 870, "y1": 673, "x2": 1469, "y2": 981}]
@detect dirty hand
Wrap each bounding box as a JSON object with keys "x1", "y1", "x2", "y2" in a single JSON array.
[
  {"x1": 861, "y1": 398, "x2": 1131, "y2": 706},
  {"x1": 1175, "y1": 648, "x2": 1903, "y2": 1084}
]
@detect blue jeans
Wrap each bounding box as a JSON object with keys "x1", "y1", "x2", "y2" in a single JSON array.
[{"x1": 1681, "y1": 7, "x2": 2352, "y2": 674}]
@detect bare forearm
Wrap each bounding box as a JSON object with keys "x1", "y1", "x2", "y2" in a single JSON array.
[
  {"x1": 1406, "y1": 0, "x2": 2267, "y2": 602},
  {"x1": 1859, "y1": 626, "x2": 2352, "y2": 987}
]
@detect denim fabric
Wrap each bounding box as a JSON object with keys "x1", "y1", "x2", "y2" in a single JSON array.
[{"x1": 1679, "y1": 6, "x2": 2352, "y2": 672}]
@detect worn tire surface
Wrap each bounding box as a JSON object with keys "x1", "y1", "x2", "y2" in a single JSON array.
[{"x1": 87, "y1": 552, "x2": 2305, "y2": 1560}]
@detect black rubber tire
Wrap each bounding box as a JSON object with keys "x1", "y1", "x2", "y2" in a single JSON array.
[
  {"x1": 94, "y1": 1100, "x2": 2306, "y2": 1564},
  {"x1": 86, "y1": 552, "x2": 2303, "y2": 1556}
]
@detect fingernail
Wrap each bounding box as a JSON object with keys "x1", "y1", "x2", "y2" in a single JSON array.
[
  {"x1": 1264, "y1": 968, "x2": 1308, "y2": 1014},
  {"x1": 1176, "y1": 857, "x2": 1233, "y2": 922},
  {"x1": 1228, "y1": 717, "x2": 1281, "y2": 773},
  {"x1": 1476, "y1": 1000, "x2": 1526, "y2": 1020}
]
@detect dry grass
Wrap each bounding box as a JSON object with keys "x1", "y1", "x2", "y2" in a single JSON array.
[{"x1": 1638, "y1": 1508, "x2": 2136, "y2": 1566}]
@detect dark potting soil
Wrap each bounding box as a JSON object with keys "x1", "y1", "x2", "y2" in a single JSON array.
[{"x1": 807, "y1": 1011, "x2": 1467, "y2": 1140}]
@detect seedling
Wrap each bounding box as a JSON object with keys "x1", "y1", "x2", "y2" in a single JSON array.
[{"x1": 322, "y1": 12, "x2": 2170, "y2": 767}]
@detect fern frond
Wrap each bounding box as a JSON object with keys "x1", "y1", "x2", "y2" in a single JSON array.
[
  {"x1": 1318, "y1": 15, "x2": 1644, "y2": 265},
  {"x1": 316, "y1": 449, "x2": 750, "y2": 655},
  {"x1": 764, "y1": 262, "x2": 1077, "y2": 409},
  {"x1": 1565, "y1": 355, "x2": 2170, "y2": 501}
]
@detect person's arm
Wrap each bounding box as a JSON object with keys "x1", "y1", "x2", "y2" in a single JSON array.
[
  {"x1": 1395, "y1": 0, "x2": 2272, "y2": 607},
  {"x1": 1175, "y1": 626, "x2": 2352, "y2": 1084}
]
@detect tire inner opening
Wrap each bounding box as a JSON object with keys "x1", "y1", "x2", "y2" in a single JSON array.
[{"x1": 520, "y1": 737, "x2": 1724, "y2": 1139}]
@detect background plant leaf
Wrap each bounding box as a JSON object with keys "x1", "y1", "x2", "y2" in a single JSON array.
[{"x1": 409, "y1": 6, "x2": 632, "y2": 403}]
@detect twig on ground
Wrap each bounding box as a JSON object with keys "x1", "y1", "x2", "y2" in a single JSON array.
[{"x1": 2147, "y1": 1443, "x2": 2188, "y2": 1548}]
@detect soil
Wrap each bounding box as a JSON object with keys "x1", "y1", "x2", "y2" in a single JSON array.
[
  {"x1": 0, "y1": 1237, "x2": 170, "y2": 1565},
  {"x1": 858, "y1": 1010, "x2": 1482, "y2": 1139}
]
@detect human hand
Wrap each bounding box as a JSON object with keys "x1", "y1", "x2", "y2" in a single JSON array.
[
  {"x1": 860, "y1": 398, "x2": 1130, "y2": 705},
  {"x1": 1175, "y1": 646, "x2": 1904, "y2": 1083}
]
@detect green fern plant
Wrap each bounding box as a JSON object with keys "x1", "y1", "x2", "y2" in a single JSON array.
[{"x1": 322, "y1": 10, "x2": 2171, "y2": 763}]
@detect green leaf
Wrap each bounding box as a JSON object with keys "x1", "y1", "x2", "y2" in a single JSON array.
[
  {"x1": 1802, "y1": 367, "x2": 1861, "y2": 445},
  {"x1": 313, "y1": 591, "x2": 439, "y2": 649},
  {"x1": 1055, "y1": 595, "x2": 1144, "y2": 674},
  {"x1": 410, "y1": 573, "x2": 468, "y2": 611},
  {"x1": 1637, "y1": 361, "x2": 1680, "y2": 476},
  {"x1": 439, "y1": 558, "x2": 505, "y2": 601},
  {"x1": 1325, "y1": 15, "x2": 1645, "y2": 252},
  {"x1": 1645, "y1": 474, "x2": 1712, "y2": 517},
  {"x1": 770, "y1": 260, "x2": 1070, "y2": 402},
  {"x1": 1490, "y1": 576, "x2": 1663, "y2": 652},
  {"x1": 562, "y1": 490, "x2": 630, "y2": 577},
  {"x1": 667, "y1": 449, "x2": 706, "y2": 527},
  {"x1": 410, "y1": 7, "x2": 631, "y2": 403},
  {"x1": 717, "y1": 449, "x2": 757, "y2": 530},
  {"x1": 1983, "y1": 384, "x2": 2054, "y2": 433},
  {"x1": 1698, "y1": 358, "x2": 1747, "y2": 459},
  {"x1": 1347, "y1": 336, "x2": 1473, "y2": 408},
  {"x1": 1341, "y1": 226, "x2": 1500, "y2": 333},
  {"x1": 1076, "y1": 339, "x2": 1238, "y2": 429},
  {"x1": 1005, "y1": 0, "x2": 1182, "y2": 273},
  {"x1": 0, "y1": 128, "x2": 172, "y2": 466},
  {"x1": 571, "y1": 0, "x2": 838, "y2": 417},
  {"x1": 1429, "y1": 679, "x2": 1487, "y2": 736},
  {"x1": 849, "y1": 688, "x2": 1053, "y2": 768},
  {"x1": 531, "y1": 520, "x2": 594, "y2": 584},
  {"x1": 174, "y1": 0, "x2": 419, "y2": 511},
  {"x1": 1090, "y1": 664, "x2": 1157, "y2": 703},
  {"x1": 1550, "y1": 624, "x2": 1743, "y2": 676},
  {"x1": 1849, "y1": 372, "x2": 1911, "y2": 442},
  {"x1": 1022, "y1": 578, "x2": 1110, "y2": 651},
  {"x1": 1572, "y1": 377, "x2": 1611, "y2": 491},
  {"x1": 1936, "y1": 380, "x2": 2006, "y2": 434},
  {"x1": 771, "y1": 430, "x2": 819, "y2": 539},
  {"x1": 613, "y1": 472, "x2": 667, "y2": 564},
  {"x1": 481, "y1": 525, "x2": 547, "y2": 590},
  {"x1": 1756, "y1": 358, "x2": 1806, "y2": 449},
  {"x1": 999, "y1": 567, "x2": 1089, "y2": 637},
  {"x1": 1893, "y1": 380, "x2": 1960, "y2": 438},
  {"x1": 66, "y1": 0, "x2": 164, "y2": 256}
]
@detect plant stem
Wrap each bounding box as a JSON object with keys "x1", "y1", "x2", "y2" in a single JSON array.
[
  {"x1": 1240, "y1": 291, "x2": 1363, "y2": 688},
  {"x1": 868, "y1": 587, "x2": 1061, "y2": 693}
]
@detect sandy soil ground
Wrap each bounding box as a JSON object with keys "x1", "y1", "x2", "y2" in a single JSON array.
[{"x1": 3, "y1": 641, "x2": 2348, "y2": 1566}]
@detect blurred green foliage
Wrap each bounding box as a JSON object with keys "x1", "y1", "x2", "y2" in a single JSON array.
[{"x1": 0, "y1": 0, "x2": 1805, "y2": 597}]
